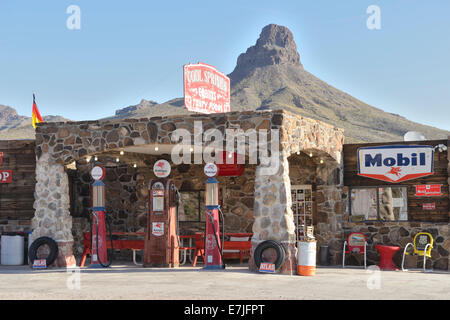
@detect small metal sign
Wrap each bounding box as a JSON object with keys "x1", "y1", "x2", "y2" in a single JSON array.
[
  {"x1": 90, "y1": 166, "x2": 106, "y2": 181},
  {"x1": 422, "y1": 203, "x2": 436, "y2": 210},
  {"x1": 152, "y1": 222, "x2": 164, "y2": 236},
  {"x1": 153, "y1": 160, "x2": 171, "y2": 178},
  {"x1": 0, "y1": 170, "x2": 12, "y2": 183},
  {"x1": 415, "y1": 185, "x2": 441, "y2": 197},
  {"x1": 259, "y1": 262, "x2": 276, "y2": 273},
  {"x1": 204, "y1": 163, "x2": 218, "y2": 177},
  {"x1": 32, "y1": 259, "x2": 47, "y2": 269}
]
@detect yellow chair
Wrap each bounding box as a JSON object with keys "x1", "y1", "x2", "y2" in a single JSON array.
[{"x1": 401, "y1": 232, "x2": 434, "y2": 272}]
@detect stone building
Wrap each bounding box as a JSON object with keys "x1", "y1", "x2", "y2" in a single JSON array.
[
  {"x1": 32, "y1": 109, "x2": 344, "y2": 273},
  {"x1": 29, "y1": 108, "x2": 450, "y2": 272}
]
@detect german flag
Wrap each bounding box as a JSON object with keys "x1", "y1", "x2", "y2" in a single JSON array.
[{"x1": 32, "y1": 93, "x2": 44, "y2": 129}]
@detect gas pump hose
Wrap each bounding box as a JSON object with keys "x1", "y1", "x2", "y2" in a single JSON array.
[
  {"x1": 207, "y1": 208, "x2": 226, "y2": 269},
  {"x1": 90, "y1": 210, "x2": 114, "y2": 267}
]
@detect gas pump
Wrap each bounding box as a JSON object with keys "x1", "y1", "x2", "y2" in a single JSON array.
[
  {"x1": 90, "y1": 165, "x2": 113, "y2": 268},
  {"x1": 143, "y1": 178, "x2": 180, "y2": 268},
  {"x1": 204, "y1": 163, "x2": 225, "y2": 269}
]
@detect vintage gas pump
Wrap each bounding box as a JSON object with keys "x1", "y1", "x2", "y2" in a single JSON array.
[
  {"x1": 143, "y1": 160, "x2": 179, "y2": 267},
  {"x1": 203, "y1": 163, "x2": 225, "y2": 269},
  {"x1": 90, "y1": 165, "x2": 111, "y2": 268}
]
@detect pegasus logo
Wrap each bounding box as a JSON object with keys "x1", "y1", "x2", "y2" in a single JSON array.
[{"x1": 387, "y1": 167, "x2": 402, "y2": 177}]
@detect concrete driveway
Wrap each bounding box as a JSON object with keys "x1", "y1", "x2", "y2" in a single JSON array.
[{"x1": 0, "y1": 263, "x2": 448, "y2": 300}]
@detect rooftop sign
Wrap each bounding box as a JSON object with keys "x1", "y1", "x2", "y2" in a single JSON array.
[{"x1": 183, "y1": 62, "x2": 230, "y2": 114}]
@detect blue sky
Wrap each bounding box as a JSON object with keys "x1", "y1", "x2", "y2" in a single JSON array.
[{"x1": 0, "y1": 1, "x2": 449, "y2": 131}]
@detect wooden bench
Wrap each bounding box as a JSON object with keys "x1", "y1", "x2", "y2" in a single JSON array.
[
  {"x1": 80, "y1": 232, "x2": 197, "y2": 267},
  {"x1": 192, "y1": 233, "x2": 253, "y2": 266},
  {"x1": 80, "y1": 232, "x2": 145, "y2": 267}
]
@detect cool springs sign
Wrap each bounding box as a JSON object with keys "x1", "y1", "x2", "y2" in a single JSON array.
[
  {"x1": 183, "y1": 62, "x2": 230, "y2": 114},
  {"x1": 357, "y1": 145, "x2": 434, "y2": 183}
]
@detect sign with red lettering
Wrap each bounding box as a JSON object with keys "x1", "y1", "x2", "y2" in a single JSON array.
[
  {"x1": 422, "y1": 203, "x2": 436, "y2": 210},
  {"x1": 415, "y1": 185, "x2": 441, "y2": 197},
  {"x1": 259, "y1": 262, "x2": 275, "y2": 273},
  {"x1": 32, "y1": 259, "x2": 47, "y2": 269},
  {"x1": 0, "y1": 170, "x2": 12, "y2": 183},
  {"x1": 183, "y1": 63, "x2": 230, "y2": 114},
  {"x1": 152, "y1": 222, "x2": 164, "y2": 236}
]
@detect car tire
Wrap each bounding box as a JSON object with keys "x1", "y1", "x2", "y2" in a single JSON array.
[
  {"x1": 254, "y1": 240, "x2": 286, "y2": 271},
  {"x1": 28, "y1": 237, "x2": 58, "y2": 267}
]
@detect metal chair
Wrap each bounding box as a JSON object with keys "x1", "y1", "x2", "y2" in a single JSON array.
[
  {"x1": 401, "y1": 232, "x2": 434, "y2": 272},
  {"x1": 342, "y1": 232, "x2": 367, "y2": 269}
]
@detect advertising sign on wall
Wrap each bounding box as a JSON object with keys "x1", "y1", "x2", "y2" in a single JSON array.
[
  {"x1": 357, "y1": 145, "x2": 434, "y2": 183},
  {"x1": 0, "y1": 170, "x2": 12, "y2": 183},
  {"x1": 415, "y1": 184, "x2": 441, "y2": 197},
  {"x1": 422, "y1": 203, "x2": 436, "y2": 210},
  {"x1": 153, "y1": 160, "x2": 171, "y2": 178},
  {"x1": 183, "y1": 62, "x2": 230, "y2": 114}
]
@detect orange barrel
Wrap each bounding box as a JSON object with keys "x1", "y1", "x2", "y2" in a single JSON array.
[{"x1": 297, "y1": 241, "x2": 316, "y2": 276}]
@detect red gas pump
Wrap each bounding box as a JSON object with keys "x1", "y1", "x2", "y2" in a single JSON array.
[
  {"x1": 143, "y1": 178, "x2": 179, "y2": 268},
  {"x1": 90, "y1": 166, "x2": 111, "y2": 268},
  {"x1": 204, "y1": 163, "x2": 225, "y2": 269}
]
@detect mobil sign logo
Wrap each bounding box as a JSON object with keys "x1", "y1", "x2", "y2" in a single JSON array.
[{"x1": 357, "y1": 145, "x2": 434, "y2": 183}]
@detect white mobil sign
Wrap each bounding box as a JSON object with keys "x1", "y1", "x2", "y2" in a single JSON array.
[
  {"x1": 357, "y1": 145, "x2": 434, "y2": 183},
  {"x1": 153, "y1": 159, "x2": 171, "y2": 178}
]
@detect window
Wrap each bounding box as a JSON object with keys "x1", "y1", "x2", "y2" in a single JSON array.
[
  {"x1": 350, "y1": 186, "x2": 408, "y2": 221},
  {"x1": 178, "y1": 191, "x2": 205, "y2": 222}
]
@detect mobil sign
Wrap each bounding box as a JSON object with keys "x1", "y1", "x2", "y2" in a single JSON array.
[
  {"x1": 183, "y1": 62, "x2": 230, "y2": 114},
  {"x1": 357, "y1": 145, "x2": 434, "y2": 183}
]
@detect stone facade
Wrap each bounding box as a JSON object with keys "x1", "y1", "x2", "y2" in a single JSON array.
[
  {"x1": 70, "y1": 161, "x2": 256, "y2": 262},
  {"x1": 34, "y1": 109, "x2": 345, "y2": 272}
]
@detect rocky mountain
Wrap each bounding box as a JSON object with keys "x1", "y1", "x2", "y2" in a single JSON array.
[
  {"x1": 2, "y1": 24, "x2": 449, "y2": 142},
  {"x1": 109, "y1": 24, "x2": 449, "y2": 143},
  {"x1": 0, "y1": 104, "x2": 68, "y2": 140}
]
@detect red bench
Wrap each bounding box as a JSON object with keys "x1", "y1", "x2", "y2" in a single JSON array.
[
  {"x1": 192, "y1": 233, "x2": 253, "y2": 266},
  {"x1": 80, "y1": 232, "x2": 252, "y2": 267},
  {"x1": 80, "y1": 232, "x2": 145, "y2": 267}
]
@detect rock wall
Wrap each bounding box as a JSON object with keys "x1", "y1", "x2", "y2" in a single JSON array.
[
  {"x1": 31, "y1": 154, "x2": 76, "y2": 267},
  {"x1": 70, "y1": 161, "x2": 256, "y2": 262}
]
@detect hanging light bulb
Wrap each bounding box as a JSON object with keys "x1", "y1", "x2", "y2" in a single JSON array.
[
  {"x1": 94, "y1": 155, "x2": 98, "y2": 161},
  {"x1": 120, "y1": 150, "x2": 124, "y2": 155},
  {"x1": 309, "y1": 152, "x2": 313, "y2": 157},
  {"x1": 320, "y1": 159, "x2": 324, "y2": 164},
  {"x1": 155, "y1": 146, "x2": 159, "y2": 151},
  {"x1": 190, "y1": 147, "x2": 194, "y2": 152},
  {"x1": 116, "y1": 157, "x2": 120, "y2": 163},
  {"x1": 296, "y1": 151, "x2": 300, "y2": 155},
  {"x1": 133, "y1": 163, "x2": 137, "y2": 168}
]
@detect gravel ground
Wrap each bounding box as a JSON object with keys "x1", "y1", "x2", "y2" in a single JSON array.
[{"x1": 0, "y1": 263, "x2": 448, "y2": 300}]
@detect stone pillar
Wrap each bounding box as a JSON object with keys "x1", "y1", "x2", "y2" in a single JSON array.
[
  {"x1": 249, "y1": 154, "x2": 297, "y2": 274},
  {"x1": 32, "y1": 154, "x2": 76, "y2": 268}
]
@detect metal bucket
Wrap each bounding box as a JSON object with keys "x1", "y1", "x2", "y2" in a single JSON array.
[{"x1": 297, "y1": 241, "x2": 316, "y2": 276}]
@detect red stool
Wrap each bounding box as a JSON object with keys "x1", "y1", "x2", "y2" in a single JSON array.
[{"x1": 375, "y1": 245, "x2": 400, "y2": 270}]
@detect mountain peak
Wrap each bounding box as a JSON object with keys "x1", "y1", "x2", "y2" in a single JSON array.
[{"x1": 229, "y1": 24, "x2": 302, "y2": 82}]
